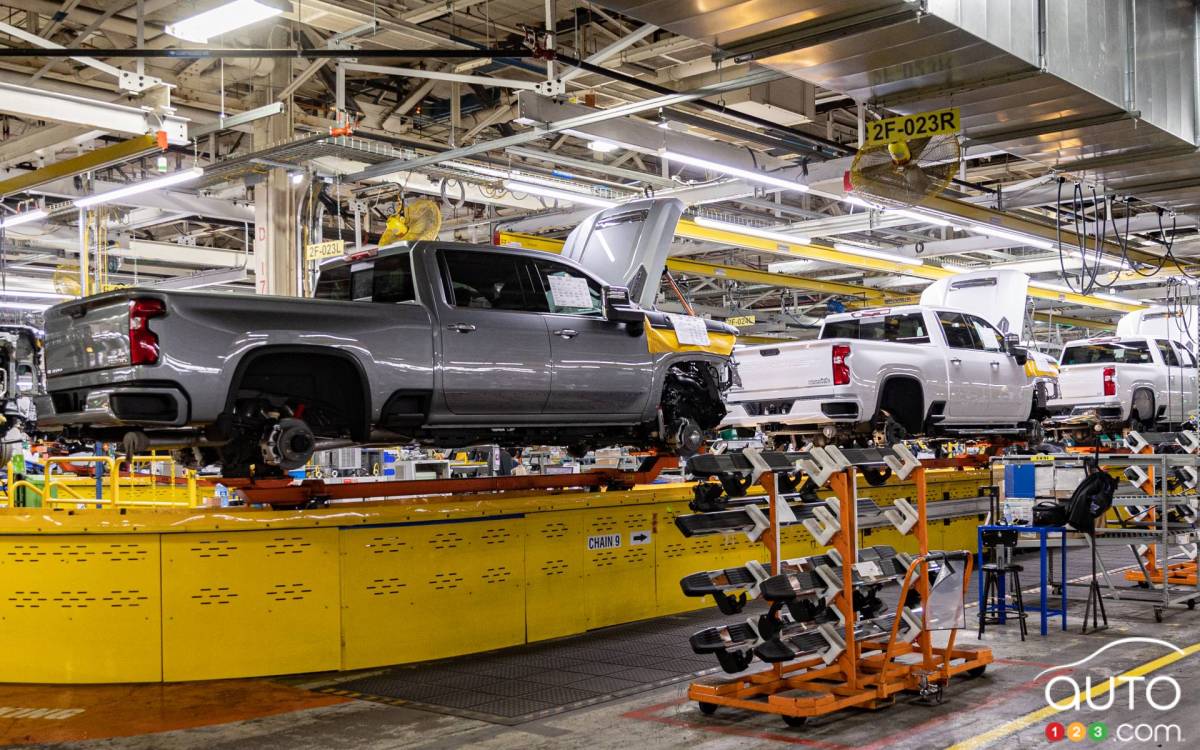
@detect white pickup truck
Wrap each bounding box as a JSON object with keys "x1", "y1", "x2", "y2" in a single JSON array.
[
  {"x1": 1046, "y1": 336, "x2": 1198, "y2": 431},
  {"x1": 722, "y1": 305, "x2": 1041, "y2": 445}
]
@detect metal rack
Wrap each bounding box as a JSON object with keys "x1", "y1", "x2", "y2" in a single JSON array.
[
  {"x1": 992, "y1": 433, "x2": 1200, "y2": 622},
  {"x1": 678, "y1": 446, "x2": 992, "y2": 726}
]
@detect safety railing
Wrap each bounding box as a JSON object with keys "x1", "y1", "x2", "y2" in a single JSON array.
[{"x1": 2, "y1": 454, "x2": 202, "y2": 509}]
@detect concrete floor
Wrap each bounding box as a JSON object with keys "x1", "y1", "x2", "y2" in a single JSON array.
[{"x1": 25, "y1": 559, "x2": 1200, "y2": 750}]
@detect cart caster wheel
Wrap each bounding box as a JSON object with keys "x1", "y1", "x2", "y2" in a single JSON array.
[
  {"x1": 1188, "y1": 599, "x2": 1197, "y2": 610},
  {"x1": 782, "y1": 715, "x2": 808, "y2": 728},
  {"x1": 966, "y1": 665, "x2": 988, "y2": 678},
  {"x1": 1137, "y1": 581, "x2": 1150, "y2": 589},
  {"x1": 1051, "y1": 585, "x2": 1062, "y2": 596},
  {"x1": 1155, "y1": 608, "x2": 1164, "y2": 623},
  {"x1": 698, "y1": 702, "x2": 718, "y2": 716}
]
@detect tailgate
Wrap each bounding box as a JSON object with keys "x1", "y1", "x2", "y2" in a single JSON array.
[
  {"x1": 44, "y1": 295, "x2": 133, "y2": 377},
  {"x1": 1056, "y1": 364, "x2": 1106, "y2": 400},
  {"x1": 730, "y1": 340, "x2": 835, "y2": 402}
]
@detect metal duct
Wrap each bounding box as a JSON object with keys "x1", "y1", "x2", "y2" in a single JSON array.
[{"x1": 596, "y1": 0, "x2": 1200, "y2": 211}]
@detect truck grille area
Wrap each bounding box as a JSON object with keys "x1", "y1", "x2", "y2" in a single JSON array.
[{"x1": 743, "y1": 399, "x2": 793, "y2": 417}]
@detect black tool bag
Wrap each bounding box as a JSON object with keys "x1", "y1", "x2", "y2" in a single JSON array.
[
  {"x1": 1066, "y1": 461, "x2": 1118, "y2": 535},
  {"x1": 1033, "y1": 501, "x2": 1068, "y2": 527}
]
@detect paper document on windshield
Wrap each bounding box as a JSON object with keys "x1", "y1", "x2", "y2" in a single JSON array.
[{"x1": 668, "y1": 314, "x2": 710, "y2": 346}]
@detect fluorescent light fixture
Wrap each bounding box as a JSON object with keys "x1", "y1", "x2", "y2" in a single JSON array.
[
  {"x1": 891, "y1": 208, "x2": 951, "y2": 227},
  {"x1": 841, "y1": 195, "x2": 876, "y2": 209},
  {"x1": 0, "y1": 209, "x2": 47, "y2": 229},
  {"x1": 166, "y1": 0, "x2": 287, "y2": 43},
  {"x1": 504, "y1": 180, "x2": 617, "y2": 208},
  {"x1": 832, "y1": 241, "x2": 925, "y2": 267},
  {"x1": 1096, "y1": 292, "x2": 1141, "y2": 305},
  {"x1": 587, "y1": 140, "x2": 619, "y2": 153},
  {"x1": 447, "y1": 161, "x2": 510, "y2": 179},
  {"x1": 692, "y1": 216, "x2": 811, "y2": 246},
  {"x1": 0, "y1": 290, "x2": 70, "y2": 300},
  {"x1": 74, "y1": 168, "x2": 204, "y2": 208},
  {"x1": 0, "y1": 301, "x2": 50, "y2": 312},
  {"x1": 663, "y1": 150, "x2": 809, "y2": 193},
  {"x1": 1030, "y1": 281, "x2": 1077, "y2": 295},
  {"x1": 290, "y1": 172, "x2": 305, "y2": 184},
  {"x1": 963, "y1": 223, "x2": 1054, "y2": 250},
  {"x1": 939, "y1": 263, "x2": 970, "y2": 273}
]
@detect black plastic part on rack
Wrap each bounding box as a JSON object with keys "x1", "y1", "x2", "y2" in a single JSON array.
[{"x1": 674, "y1": 497, "x2": 883, "y2": 538}]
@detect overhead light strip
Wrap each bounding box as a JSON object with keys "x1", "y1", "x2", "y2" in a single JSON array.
[
  {"x1": 662, "y1": 151, "x2": 810, "y2": 193},
  {"x1": 504, "y1": 180, "x2": 617, "y2": 208},
  {"x1": 74, "y1": 168, "x2": 204, "y2": 209}
]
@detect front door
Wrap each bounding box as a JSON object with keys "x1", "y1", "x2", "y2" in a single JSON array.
[
  {"x1": 526, "y1": 256, "x2": 652, "y2": 416},
  {"x1": 965, "y1": 314, "x2": 1027, "y2": 421},
  {"x1": 437, "y1": 249, "x2": 551, "y2": 415},
  {"x1": 937, "y1": 311, "x2": 990, "y2": 421}
]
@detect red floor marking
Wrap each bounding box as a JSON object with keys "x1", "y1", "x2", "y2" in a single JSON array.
[
  {"x1": 621, "y1": 700, "x2": 853, "y2": 749},
  {"x1": 623, "y1": 662, "x2": 1068, "y2": 748},
  {"x1": 0, "y1": 680, "x2": 350, "y2": 746}
]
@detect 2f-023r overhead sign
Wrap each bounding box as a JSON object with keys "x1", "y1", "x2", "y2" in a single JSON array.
[{"x1": 864, "y1": 107, "x2": 960, "y2": 146}]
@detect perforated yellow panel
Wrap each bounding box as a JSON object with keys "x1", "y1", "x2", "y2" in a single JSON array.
[
  {"x1": 656, "y1": 503, "x2": 765, "y2": 616},
  {"x1": 0, "y1": 534, "x2": 161, "y2": 682},
  {"x1": 525, "y1": 511, "x2": 587, "y2": 642},
  {"x1": 584, "y1": 506, "x2": 657, "y2": 628},
  {"x1": 161, "y1": 528, "x2": 340, "y2": 680},
  {"x1": 340, "y1": 517, "x2": 525, "y2": 669}
]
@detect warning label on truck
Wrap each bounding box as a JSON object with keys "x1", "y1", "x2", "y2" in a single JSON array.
[{"x1": 588, "y1": 534, "x2": 622, "y2": 550}]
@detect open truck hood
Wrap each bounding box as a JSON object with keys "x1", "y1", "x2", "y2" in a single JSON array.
[
  {"x1": 560, "y1": 197, "x2": 684, "y2": 309},
  {"x1": 920, "y1": 268, "x2": 1030, "y2": 336}
]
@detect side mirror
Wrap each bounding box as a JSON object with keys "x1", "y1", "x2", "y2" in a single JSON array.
[
  {"x1": 1003, "y1": 333, "x2": 1028, "y2": 365},
  {"x1": 603, "y1": 285, "x2": 644, "y2": 323}
]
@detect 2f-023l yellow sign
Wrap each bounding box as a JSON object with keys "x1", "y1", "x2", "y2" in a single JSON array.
[
  {"x1": 864, "y1": 107, "x2": 960, "y2": 146},
  {"x1": 305, "y1": 239, "x2": 345, "y2": 261}
]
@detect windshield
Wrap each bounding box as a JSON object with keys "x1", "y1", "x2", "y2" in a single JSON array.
[{"x1": 1060, "y1": 340, "x2": 1152, "y2": 365}]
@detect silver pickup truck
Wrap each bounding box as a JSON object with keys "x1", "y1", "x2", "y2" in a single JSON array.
[{"x1": 36, "y1": 199, "x2": 736, "y2": 476}]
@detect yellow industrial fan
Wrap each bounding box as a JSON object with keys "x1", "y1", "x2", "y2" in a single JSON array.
[
  {"x1": 378, "y1": 198, "x2": 443, "y2": 246},
  {"x1": 847, "y1": 133, "x2": 960, "y2": 207}
]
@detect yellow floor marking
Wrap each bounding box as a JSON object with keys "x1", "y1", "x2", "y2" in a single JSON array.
[{"x1": 944, "y1": 641, "x2": 1200, "y2": 750}]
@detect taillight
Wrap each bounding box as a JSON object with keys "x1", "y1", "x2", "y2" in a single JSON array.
[
  {"x1": 1102, "y1": 366, "x2": 1116, "y2": 397},
  {"x1": 129, "y1": 298, "x2": 165, "y2": 366},
  {"x1": 832, "y1": 344, "x2": 851, "y2": 386}
]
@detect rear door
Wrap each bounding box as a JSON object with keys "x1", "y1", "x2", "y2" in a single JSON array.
[
  {"x1": 436, "y1": 249, "x2": 552, "y2": 415},
  {"x1": 936, "y1": 311, "x2": 989, "y2": 421},
  {"x1": 559, "y1": 197, "x2": 684, "y2": 308},
  {"x1": 1174, "y1": 343, "x2": 1198, "y2": 415},
  {"x1": 526, "y1": 255, "x2": 652, "y2": 416},
  {"x1": 1155, "y1": 340, "x2": 1188, "y2": 421}
]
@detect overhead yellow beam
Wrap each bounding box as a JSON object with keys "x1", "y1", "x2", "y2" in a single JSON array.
[
  {"x1": 499, "y1": 216, "x2": 1145, "y2": 315},
  {"x1": 0, "y1": 134, "x2": 162, "y2": 198},
  {"x1": 1033, "y1": 311, "x2": 1115, "y2": 331},
  {"x1": 665, "y1": 258, "x2": 890, "y2": 302}
]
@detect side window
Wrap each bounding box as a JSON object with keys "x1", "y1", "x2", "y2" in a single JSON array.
[
  {"x1": 967, "y1": 315, "x2": 1004, "y2": 352},
  {"x1": 441, "y1": 250, "x2": 541, "y2": 312},
  {"x1": 1157, "y1": 341, "x2": 1181, "y2": 367},
  {"x1": 372, "y1": 252, "x2": 415, "y2": 303},
  {"x1": 529, "y1": 258, "x2": 604, "y2": 316},
  {"x1": 938, "y1": 312, "x2": 978, "y2": 350}
]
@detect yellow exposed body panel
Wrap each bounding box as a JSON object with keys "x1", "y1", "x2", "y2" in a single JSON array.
[
  {"x1": 0, "y1": 471, "x2": 987, "y2": 683},
  {"x1": 645, "y1": 321, "x2": 736, "y2": 356}
]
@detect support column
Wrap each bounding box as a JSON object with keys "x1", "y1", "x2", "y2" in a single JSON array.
[{"x1": 252, "y1": 54, "x2": 299, "y2": 296}]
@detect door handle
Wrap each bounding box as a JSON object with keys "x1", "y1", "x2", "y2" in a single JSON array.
[
  {"x1": 991, "y1": 361, "x2": 1000, "y2": 369},
  {"x1": 447, "y1": 323, "x2": 476, "y2": 333},
  {"x1": 950, "y1": 358, "x2": 962, "y2": 366},
  {"x1": 554, "y1": 329, "x2": 579, "y2": 339}
]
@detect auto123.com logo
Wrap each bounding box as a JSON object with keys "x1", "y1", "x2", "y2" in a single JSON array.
[{"x1": 1039, "y1": 638, "x2": 1185, "y2": 744}]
